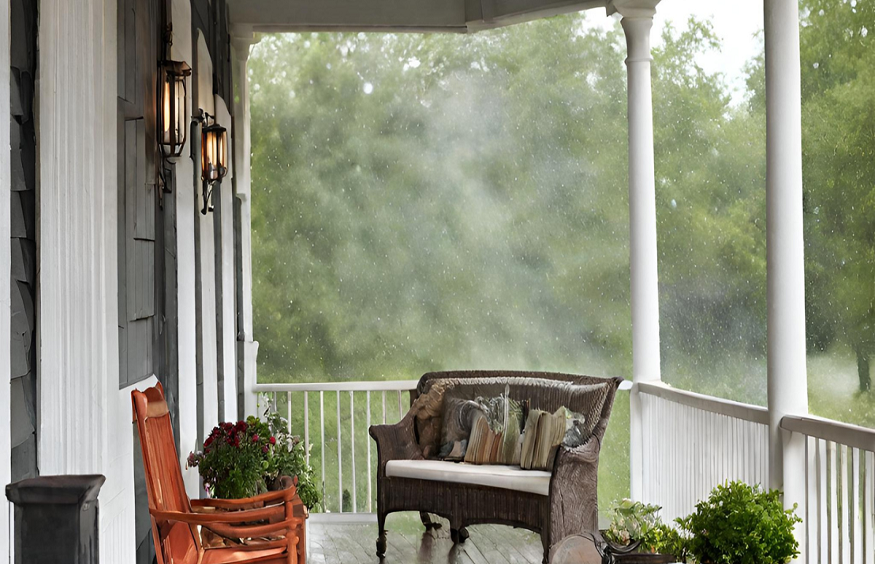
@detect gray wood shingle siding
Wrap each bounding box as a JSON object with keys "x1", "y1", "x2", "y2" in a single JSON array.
[
  {"x1": 117, "y1": 0, "x2": 165, "y2": 391},
  {"x1": 10, "y1": 0, "x2": 38, "y2": 483}
]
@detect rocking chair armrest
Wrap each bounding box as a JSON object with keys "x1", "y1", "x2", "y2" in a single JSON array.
[
  {"x1": 202, "y1": 515, "x2": 305, "y2": 540},
  {"x1": 190, "y1": 487, "x2": 297, "y2": 510},
  {"x1": 150, "y1": 504, "x2": 284, "y2": 525}
]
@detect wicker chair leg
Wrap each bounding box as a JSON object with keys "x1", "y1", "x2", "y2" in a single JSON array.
[
  {"x1": 376, "y1": 513, "x2": 387, "y2": 557},
  {"x1": 420, "y1": 511, "x2": 442, "y2": 531},
  {"x1": 458, "y1": 527, "x2": 469, "y2": 543},
  {"x1": 540, "y1": 532, "x2": 550, "y2": 564}
]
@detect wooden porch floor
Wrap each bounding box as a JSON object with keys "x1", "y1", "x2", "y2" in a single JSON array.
[{"x1": 306, "y1": 513, "x2": 601, "y2": 564}]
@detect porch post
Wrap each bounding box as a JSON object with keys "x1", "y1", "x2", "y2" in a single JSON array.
[
  {"x1": 764, "y1": 0, "x2": 808, "y2": 554},
  {"x1": 231, "y1": 26, "x2": 260, "y2": 417},
  {"x1": 610, "y1": 0, "x2": 662, "y2": 502}
]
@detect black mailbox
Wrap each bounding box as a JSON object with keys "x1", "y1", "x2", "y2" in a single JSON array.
[{"x1": 6, "y1": 475, "x2": 105, "y2": 564}]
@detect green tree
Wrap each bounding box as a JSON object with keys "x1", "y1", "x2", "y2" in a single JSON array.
[{"x1": 798, "y1": 0, "x2": 875, "y2": 392}]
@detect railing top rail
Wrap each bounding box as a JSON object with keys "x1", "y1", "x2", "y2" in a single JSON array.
[
  {"x1": 781, "y1": 414, "x2": 875, "y2": 453},
  {"x1": 254, "y1": 380, "x2": 419, "y2": 393},
  {"x1": 637, "y1": 381, "x2": 769, "y2": 425}
]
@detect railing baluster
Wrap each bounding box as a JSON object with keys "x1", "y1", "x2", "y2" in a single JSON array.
[
  {"x1": 273, "y1": 392, "x2": 278, "y2": 414},
  {"x1": 286, "y1": 392, "x2": 291, "y2": 434},
  {"x1": 842, "y1": 444, "x2": 851, "y2": 563},
  {"x1": 382, "y1": 391, "x2": 387, "y2": 425},
  {"x1": 807, "y1": 436, "x2": 817, "y2": 564},
  {"x1": 853, "y1": 447, "x2": 862, "y2": 564},
  {"x1": 819, "y1": 439, "x2": 829, "y2": 564},
  {"x1": 830, "y1": 441, "x2": 839, "y2": 563},
  {"x1": 320, "y1": 391, "x2": 325, "y2": 511},
  {"x1": 337, "y1": 390, "x2": 342, "y2": 512},
  {"x1": 350, "y1": 390, "x2": 357, "y2": 513},
  {"x1": 304, "y1": 391, "x2": 309, "y2": 466},
  {"x1": 865, "y1": 451, "x2": 874, "y2": 564},
  {"x1": 397, "y1": 390, "x2": 402, "y2": 421},
  {"x1": 367, "y1": 391, "x2": 372, "y2": 513}
]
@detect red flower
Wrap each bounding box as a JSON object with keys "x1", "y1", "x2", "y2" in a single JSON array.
[
  {"x1": 262, "y1": 446, "x2": 269, "y2": 454},
  {"x1": 252, "y1": 435, "x2": 259, "y2": 443},
  {"x1": 269, "y1": 436, "x2": 276, "y2": 445}
]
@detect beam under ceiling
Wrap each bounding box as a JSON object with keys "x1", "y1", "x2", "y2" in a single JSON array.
[{"x1": 227, "y1": 0, "x2": 609, "y2": 33}]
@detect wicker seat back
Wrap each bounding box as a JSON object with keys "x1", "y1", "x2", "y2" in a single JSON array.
[{"x1": 414, "y1": 370, "x2": 616, "y2": 456}]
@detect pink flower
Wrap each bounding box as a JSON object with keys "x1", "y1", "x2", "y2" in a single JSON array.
[{"x1": 262, "y1": 446, "x2": 269, "y2": 454}]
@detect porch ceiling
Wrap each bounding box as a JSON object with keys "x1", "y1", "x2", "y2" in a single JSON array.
[{"x1": 227, "y1": 0, "x2": 608, "y2": 33}]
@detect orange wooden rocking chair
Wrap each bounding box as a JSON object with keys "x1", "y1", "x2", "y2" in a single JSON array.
[{"x1": 132, "y1": 383, "x2": 305, "y2": 564}]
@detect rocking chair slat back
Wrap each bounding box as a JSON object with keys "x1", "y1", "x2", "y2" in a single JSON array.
[{"x1": 132, "y1": 383, "x2": 191, "y2": 514}]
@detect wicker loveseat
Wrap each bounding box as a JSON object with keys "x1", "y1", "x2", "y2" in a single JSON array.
[{"x1": 369, "y1": 370, "x2": 622, "y2": 563}]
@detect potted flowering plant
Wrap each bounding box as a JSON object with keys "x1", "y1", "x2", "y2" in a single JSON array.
[{"x1": 188, "y1": 410, "x2": 321, "y2": 510}]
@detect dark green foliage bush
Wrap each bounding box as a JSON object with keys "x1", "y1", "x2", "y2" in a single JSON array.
[
  {"x1": 683, "y1": 481, "x2": 801, "y2": 564},
  {"x1": 264, "y1": 410, "x2": 322, "y2": 510}
]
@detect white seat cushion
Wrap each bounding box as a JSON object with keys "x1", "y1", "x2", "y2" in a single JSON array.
[{"x1": 386, "y1": 460, "x2": 551, "y2": 496}]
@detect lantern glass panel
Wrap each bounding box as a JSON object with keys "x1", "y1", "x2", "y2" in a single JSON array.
[{"x1": 201, "y1": 124, "x2": 228, "y2": 182}]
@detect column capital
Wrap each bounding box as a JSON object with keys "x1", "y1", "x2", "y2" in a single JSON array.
[
  {"x1": 230, "y1": 24, "x2": 260, "y2": 61},
  {"x1": 620, "y1": 16, "x2": 654, "y2": 64},
  {"x1": 606, "y1": 0, "x2": 661, "y2": 19}
]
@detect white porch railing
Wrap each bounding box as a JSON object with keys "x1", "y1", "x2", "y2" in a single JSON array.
[
  {"x1": 254, "y1": 380, "x2": 418, "y2": 518},
  {"x1": 639, "y1": 381, "x2": 875, "y2": 564},
  {"x1": 637, "y1": 381, "x2": 771, "y2": 522},
  {"x1": 254, "y1": 378, "x2": 875, "y2": 562},
  {"x1": 782, "y1": 415, "x2": 875, "y2": 564}
]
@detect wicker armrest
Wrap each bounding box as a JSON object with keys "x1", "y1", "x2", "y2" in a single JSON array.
[
  {"x1": 369, "y1": 414, "x2": 423, "y2": 476},
  {"x1": 549, "y1": 434, "x2": 602, "y2": 539}
]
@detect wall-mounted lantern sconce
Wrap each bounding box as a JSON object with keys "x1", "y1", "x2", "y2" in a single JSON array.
[
  {"x1": 201, "y1": 121, "x2": 228, "y2": 183},
  {"x1": 156, "y1": 22, "x2": 191, "y2": 194},
  {"x1": 158, "y1": 59, "x2": 191, "y2": 159},
  {"x1": 194, "y1": 110, "x2": 228, "y2": 214}
]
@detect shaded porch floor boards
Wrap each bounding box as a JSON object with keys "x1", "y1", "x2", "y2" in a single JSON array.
[{"x1": 307, "y1": 512, "x2": 600, "y2": 564}]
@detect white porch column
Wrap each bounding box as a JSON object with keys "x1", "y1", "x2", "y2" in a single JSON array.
[
  {"x1": 764, "y1": 0, "x2": 808, "y2": 554},
  {"x1": 610, "y1": 0, "x2": 661, "y2": 502},
  {"x1": 231, "y1": 26, "x2": 260, "y2": 418}
]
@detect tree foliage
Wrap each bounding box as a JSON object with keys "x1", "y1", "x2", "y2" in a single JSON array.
[{"x1": 249, "y1": 8, "x2": 874, "y2": 407}]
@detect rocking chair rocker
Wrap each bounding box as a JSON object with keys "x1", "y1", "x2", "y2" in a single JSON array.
[{"x1": 132, "y1": 383, "x2": 305, "y2": 564}]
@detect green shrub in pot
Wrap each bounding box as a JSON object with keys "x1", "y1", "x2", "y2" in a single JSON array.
[{"x1": 682, "y1": 481, "x2": 801, "y2": 564}]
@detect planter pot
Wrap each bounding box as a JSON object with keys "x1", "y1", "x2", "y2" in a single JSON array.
[
  {"x1": 607, "y1": 554, "x2": 677, "y2": 564},
  {"x1": 596, "y1": 531, "x2": 679, "y2": 564}
]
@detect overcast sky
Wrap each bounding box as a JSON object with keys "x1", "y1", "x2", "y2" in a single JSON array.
[{"x1": 591, "y1": 0, "x2": 764, "y2": 103}]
